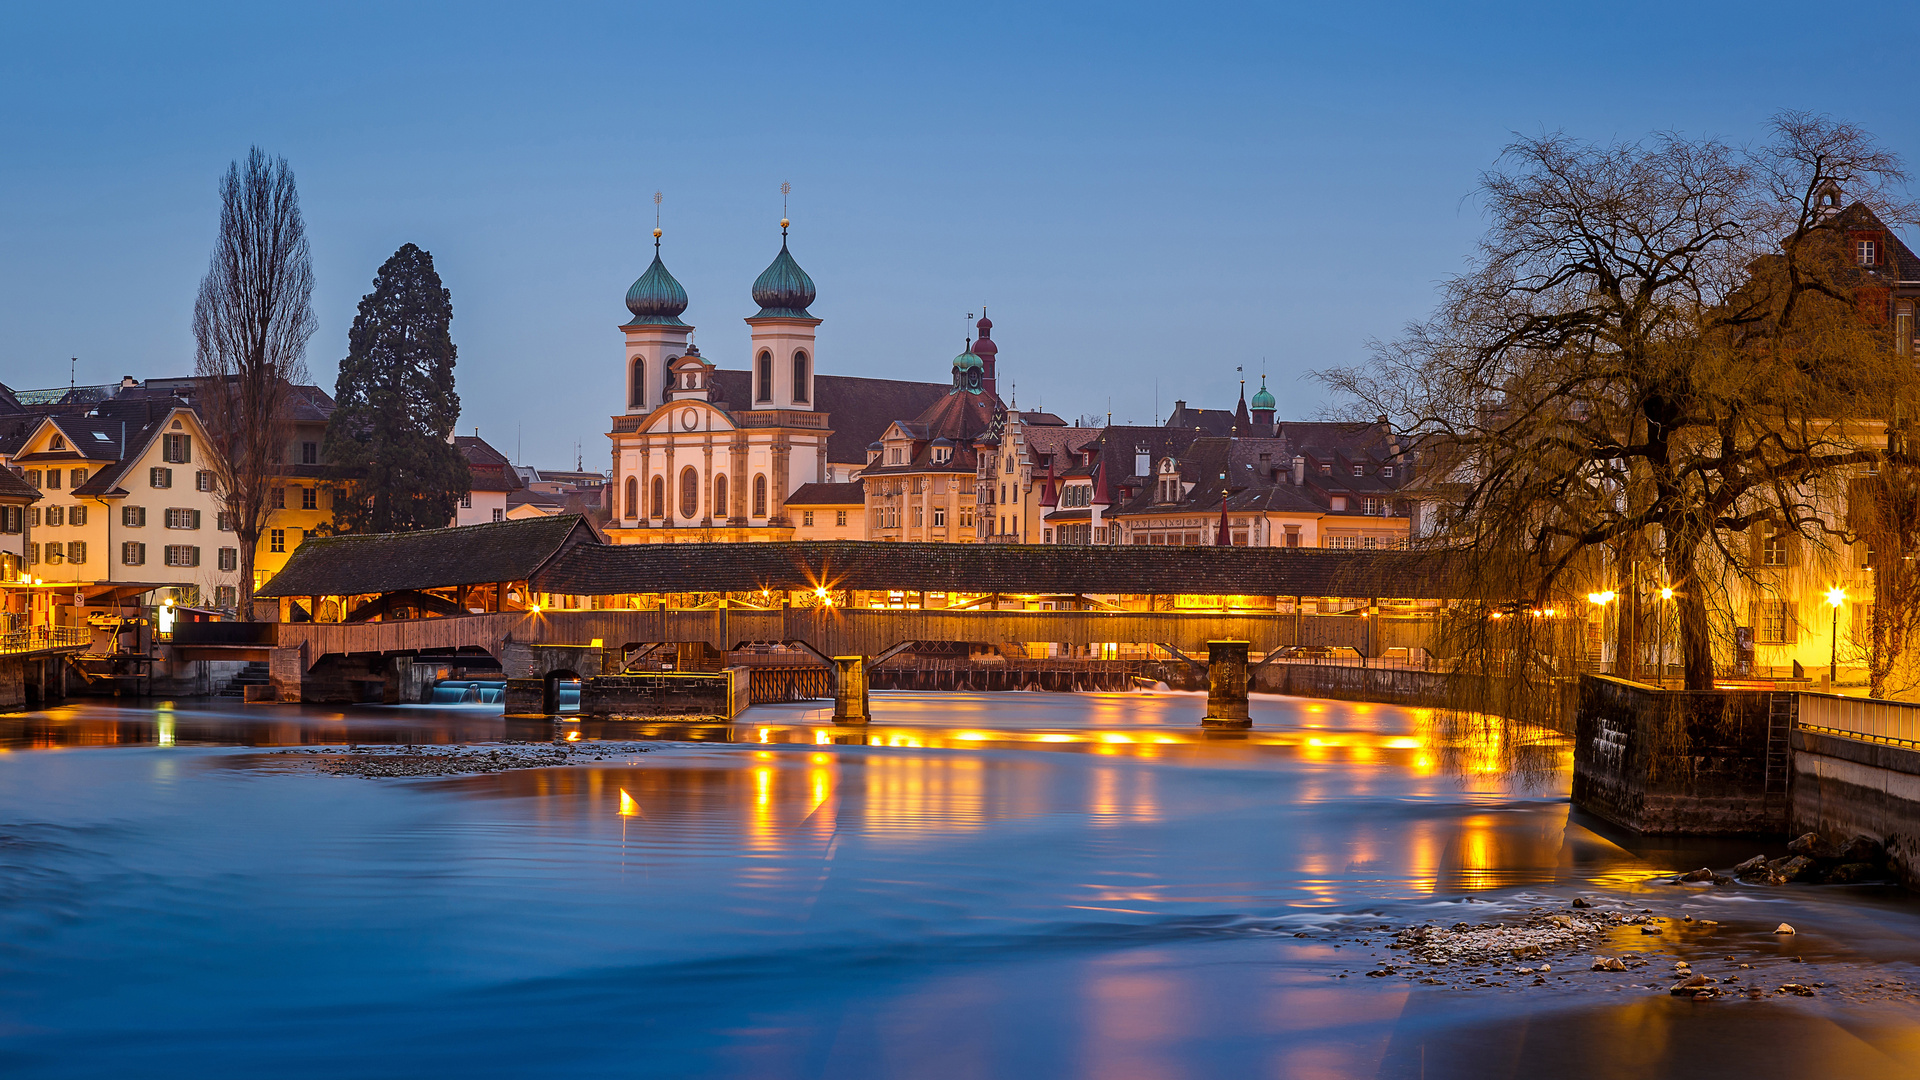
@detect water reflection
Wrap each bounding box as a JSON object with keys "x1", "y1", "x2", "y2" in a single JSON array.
[{"x1": 1, "y1": 693, "x2": 1916, "y2": 1078}]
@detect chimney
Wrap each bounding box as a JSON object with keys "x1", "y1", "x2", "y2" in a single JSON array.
[
  {"x1": 1292, "y1": 455, "x2": 1305, "y2": 486},
  {"x1": 1135, "y1": 446, "x2": 1150, "y2": 477}
]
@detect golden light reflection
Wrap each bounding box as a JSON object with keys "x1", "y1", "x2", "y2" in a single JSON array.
[{"x1": 618, "y1": 788, "x2": 639, "y2": 816}]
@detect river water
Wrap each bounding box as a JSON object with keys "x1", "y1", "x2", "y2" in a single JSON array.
[{"x1": 0, "y1": 691, "x2": 1916, "y2": 1078}]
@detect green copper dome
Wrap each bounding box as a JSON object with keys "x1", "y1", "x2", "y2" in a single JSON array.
[
  {"x1": 751, "y1": 228, "x2": 816, "y2": 318},
  {"x1": 624, "y1": 240, "x2": 689, "y2": 326},
  {"x1": 952, "y1": 349, "x2": 982, "y2": 370},
  {"x1": 1250, "y1": 377, "x2": 1275, "y2": 411}
]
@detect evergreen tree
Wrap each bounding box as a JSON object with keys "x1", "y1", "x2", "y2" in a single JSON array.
[{"x1": 325, "y1": 244, "x2": 468, "y2": 533}]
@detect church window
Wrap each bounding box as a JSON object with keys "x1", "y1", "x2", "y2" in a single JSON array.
[
  {"x1": 792, "y1": 351, "x2": 809, "y2": 403},
  {"x1": 753, "y1": 474, "x2": 768, "y2": 517},
  {"x1": 713, "y1": 475, "x2": 728, "y2": 519},
  {"x1": 630, "y1": 358, "x2": 644, "y2": 407},
  {"x1": 651, "y1": 476, "x2": 665, "y2": 518},
  {"x1": 680, "y1": 467, "x2": 700, "y2": 520},
  {"x1": 756, "y1": 351, "x2": 773, "y2": 402},
  {"x1": 625, "y1": 477, "x2": 638, "y2": 518}
]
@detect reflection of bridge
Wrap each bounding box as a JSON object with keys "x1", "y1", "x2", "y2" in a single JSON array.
[{"x1": 269, "y1": 606, "x2": 1447, "y2": 725}]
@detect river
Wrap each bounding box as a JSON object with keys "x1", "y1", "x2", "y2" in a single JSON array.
[{"x1": 0, "y1": 691, "x2": 1915, "y2": 1078}]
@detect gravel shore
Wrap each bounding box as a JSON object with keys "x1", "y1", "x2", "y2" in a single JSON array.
[{"x1": 276, "y1": 741, "x2": 657, "y2": 778}]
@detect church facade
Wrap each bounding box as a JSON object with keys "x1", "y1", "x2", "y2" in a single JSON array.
[{"x1": 605, "y1": 222, "x2": 835, "y2": 543}]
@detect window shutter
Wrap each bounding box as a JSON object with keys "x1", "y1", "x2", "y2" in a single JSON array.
[
  {"x1": 180, "y1": 435, "x2": 191, "y2": 463},
  {"x1": 191, "y1": 546, "x2": 201, "y2": 567},
  {"x1": 192, "y1": 510, "x2": 202, "y2": 530}
]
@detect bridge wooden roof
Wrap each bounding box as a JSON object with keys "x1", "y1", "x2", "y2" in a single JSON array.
[
  {"x1": 537, "y1": 540, "x2": 1457, "y2": 599},
  {"x1": 257, "y1": 515, "x2": 599, "y2": 598}
]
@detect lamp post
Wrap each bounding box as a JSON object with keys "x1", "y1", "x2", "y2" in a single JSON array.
[
  {"x1": 1826, "y1": 586, "x2": 1846, "y2": 688},
  {"x1": 1658, "y1": 587, "x2": 1673, "y2": 687}
]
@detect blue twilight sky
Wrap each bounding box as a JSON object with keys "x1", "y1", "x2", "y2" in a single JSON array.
[{"x1": 3, "y1": 2, "x2": 1916, "y2": 467}]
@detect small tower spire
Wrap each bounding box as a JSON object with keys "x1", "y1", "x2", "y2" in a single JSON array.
[
  {"x1": 781, "y1": 181, "x2": 790, "y2": 240},
  {"x1": 653, "y1": 191, "x2": 663, "y2": 251}
]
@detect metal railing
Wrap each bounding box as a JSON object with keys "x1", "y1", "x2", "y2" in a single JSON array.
[
  {"x1": 1797, "y1": 692, "x2": 1920, "y2": 746},
  {"x1": 0, "y1": 625, "x2": 91, "y2": 655}
]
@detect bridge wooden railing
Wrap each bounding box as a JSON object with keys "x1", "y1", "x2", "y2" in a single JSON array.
[{"x1": 272, "y1": 607, "x2": 1446, "y2": 669}]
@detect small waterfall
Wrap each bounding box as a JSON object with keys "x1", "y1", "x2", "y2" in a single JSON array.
[{"x1": 429, "y1": 679, "x2": 507, "y2": 706}]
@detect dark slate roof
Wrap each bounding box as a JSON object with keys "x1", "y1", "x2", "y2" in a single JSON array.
[
  {"x1": 785, "y1": 481, "x2": 865, "y2": 505},
  {"x1": 536, "y1": 540, "x2": 1458, "y2": 599},
  {"x1": 257, "y1": 515, "x2": 599, "y2": 597},
  {"x1": 0, "y1": 466, "x2": 41, "y2": 502},
  {"x1": 455, "y1": 436, "x2": 522, "y2": 492},
  {"x1": 706, "y1": 370, "x2": 949, "y2": 462}
]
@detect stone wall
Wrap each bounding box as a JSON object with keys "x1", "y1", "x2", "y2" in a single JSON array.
[
  {"x1": 1792, "y1": 729, "x2": 1920, "y2": 889},
  {"x1": 1572, "y1": 676, "x2": 1783, "y2": 835},
  {"x1": 578, "y1": 671, "x2": 744, "y2": 719}
]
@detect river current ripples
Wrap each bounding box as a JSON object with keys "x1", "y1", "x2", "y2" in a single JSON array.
[{"x1": 0, "y1": 691, "x2": 1917, "y2": 1078}]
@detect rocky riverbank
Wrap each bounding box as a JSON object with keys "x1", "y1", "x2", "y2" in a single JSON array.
[
  {"x1": 276, "y1": 741, "x2": 657, "y2": 778},
  {"x1": 1655, "y1": 832, "x2": 1895, "y2": 886},
  {"x1": 1299, "y1": 896, "x2": 1918, "y2": 1004}
]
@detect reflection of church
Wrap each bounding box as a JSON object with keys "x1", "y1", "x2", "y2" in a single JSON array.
[{"x1": 607, "y1": 220, "x2": 948, "y2": 543}]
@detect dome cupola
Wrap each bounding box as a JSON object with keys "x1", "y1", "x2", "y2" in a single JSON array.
[
  {"x1": 751, "y1": 220, "x2": 817, "y2": 318},
  {"x1": 624, "y1": 230, "x2": 689, "y2": 326},
  {"x1": 1250, "y1": 376, "x2": 1276, "y2": 412},
  {"x1": 951, "y1": 346, "x2": 983, "y2": 394}
]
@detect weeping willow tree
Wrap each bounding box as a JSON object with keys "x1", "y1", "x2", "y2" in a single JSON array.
[
  {"x1": 1849, "y1": 436, "x2": 1920, "y2": 699},
  {"x1": 1321, "y1": 113, "x2": 1917, "y2": 718}
]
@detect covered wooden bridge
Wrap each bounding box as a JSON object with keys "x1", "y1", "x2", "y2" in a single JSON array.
[{"x1": 256, "y1": 516, "x2": 1460, "y2": 723}]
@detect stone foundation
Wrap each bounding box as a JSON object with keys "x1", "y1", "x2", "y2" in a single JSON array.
[
  {"x1": 1572, "y1": 675, "x2": 1784, "y2": 835},
  {"x1": 1791, "y1": 729, "x2": 1920, "y2": 890}
]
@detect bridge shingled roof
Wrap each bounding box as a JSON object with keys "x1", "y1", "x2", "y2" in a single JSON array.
[
  {"x1": 535, "y1": 540, "x2": 1456, "y2": 599},
  {"x1": 257, "y1": 515, "x2": 598, "y2": 598}
]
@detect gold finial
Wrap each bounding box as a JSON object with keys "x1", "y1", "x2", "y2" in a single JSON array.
[
  {"x1": 653, "y1": 191, "x2": 664, "y2": 245},
  {"x1": 781, "y1": 181, "x2": 791, "y2": 232},
  {"x1": 652, "y1": 227, "x2": 662, "y2": 238}
]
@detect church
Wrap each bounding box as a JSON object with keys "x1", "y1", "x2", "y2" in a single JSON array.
[{"x1": 605, "y1": 219, "x2": 956, "y2": 543}]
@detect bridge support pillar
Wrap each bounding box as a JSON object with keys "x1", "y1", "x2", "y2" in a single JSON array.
[
  {"x1": 1201, "y1": 640, "x2": 1251, "y2": 728},
  {"x1": 832, "y1": 656, "x2": 870, "y2": 726}
]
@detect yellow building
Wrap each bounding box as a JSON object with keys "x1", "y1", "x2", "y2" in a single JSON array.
[{"x1": 785, "y1": 481, "x2": 866, "y2": 540}]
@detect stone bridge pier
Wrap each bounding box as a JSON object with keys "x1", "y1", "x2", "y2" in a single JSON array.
[{"x1": 1201, "y1": 640, "x2": 1251, "y2": 728}]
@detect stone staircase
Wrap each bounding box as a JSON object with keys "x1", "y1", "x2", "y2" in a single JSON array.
[{"x1": 218, "y1": 661, "x2": 272, "y2": 699}]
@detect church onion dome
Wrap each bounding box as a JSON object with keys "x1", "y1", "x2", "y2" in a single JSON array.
[
  {"x1": 751, "y1": 226, "x2": 817, "y2": 318},
  {"x1": 1250, "y1": 378, "x2": 1276, "y2": 411},
  {"x1": 952, "y1": 349, "x2": 983, "y2": 370},
  {"x1": 624, "y1": 236, "x2": 689, "y2": 326},
  {"x1": 971, "y1": 314, "x2": 997, "y2": 355}
]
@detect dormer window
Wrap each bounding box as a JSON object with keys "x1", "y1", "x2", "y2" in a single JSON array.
[
  {"x1": 51, "y1": 435, "x2": 65, "y2": 451},
  {"x1": 1352, "y1": 464, "x2": 1364, "y2": 477},
  {"x1": 1381, "y1": 465, "x2": 1394, "y2": 477},
  {"x1": 1319, "y1": 463, "x2": 1330, "y2": 476},
  {"x1": 1858, "y1": 239, "x2": 1878, "y2": 266}
]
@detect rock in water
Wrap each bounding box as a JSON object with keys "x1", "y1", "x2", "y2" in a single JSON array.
[
  {"x1": 1842, "y1": 835, "x2": 1886, "y2": 864},
  {"x1": 1592, "y1": 956, "x2": 1628, "y2": 972},
  {"x1": 1768, "y1": 856, "x2": 1818, "y2": 881},
  {"x1": 1571, "y1": 897, "x2": 1592, "y2": 908},
  {"x1": 1669, "y1": 974, "x2": 1711, "y2": 995},
  {"x1": 1677, "y1": 867, "x2": 1714, "y2": 882},
  {"x1": 1734, "y1": 854, "x2": 1770, "y2": 876},
  {"x1": 1823, "y1": 862, "x2": 1878, "y2": 884},
  {"x1": 1773, "y1": 923, "x2": 1796, "y2": 935},
  {"x1": 1787, "y1": 832, "x2": 1828, "y2": 857}
]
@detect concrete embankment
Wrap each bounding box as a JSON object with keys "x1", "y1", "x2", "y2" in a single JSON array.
[{"x1": 1792, "y1": 728, "x2": 1920, "y2": 890}]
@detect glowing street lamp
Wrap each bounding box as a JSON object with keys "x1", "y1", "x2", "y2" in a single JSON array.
[{"x1": 1826, "y1": 586, "x2": 1846, "y2": 687}]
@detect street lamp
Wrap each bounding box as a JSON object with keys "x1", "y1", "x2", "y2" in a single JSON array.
[
  {"x1": 1826, "y1": 586, "x2": 1846, "y2": 687},
  {"x1": 1658, "y1": 587, "x2": 1674, "y2": 686}
]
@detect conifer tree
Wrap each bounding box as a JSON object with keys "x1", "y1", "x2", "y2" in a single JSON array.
[{"x1": 325, "y1": 244, "x2": 469, "y2": 533}]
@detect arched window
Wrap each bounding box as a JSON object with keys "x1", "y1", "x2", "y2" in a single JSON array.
[
  {"x1": 756, "y1": 351, "x2": 773, "y2": 402},
  {"x1": 792, "y1": 350, "x2": 809, "y2": 403},
  {"x1": 625, "y1": 476, "x2": 638, "y2": 518},
  {"x1": 651, "y1": 476, "x2": 665, "y2": 518},
  {"x1": 680, "y1": 466, "x2": 700, "y2": 520},
  {"x1": 752, "y1": 474, "x2": 768, "y2": 517},
  {"x1": 630, "y1": 357, "x2": 645, "y2": 408},
  {"x1": 713, "y1": 474, "x2": 728, "y2": 520}
]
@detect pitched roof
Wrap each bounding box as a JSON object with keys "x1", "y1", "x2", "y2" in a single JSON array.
[
  {"x1": 455, "y1": 436, "x2": 522, "y2": 492},
  {"x1": 0, "y1": 467, "x2": 41, "y2": 502},
  {"x1": 534, "y1": 540, "x2": 1457, "y2": 599},
  {"x1": 785, "y1": 481, "x2": 866, "y2": 506},
  {"x1": 257, "y1": 514, "x2": 599, "y2": 597},
  {"x1": 705, "y1": 370, "x2": 950, "y2": 462}
]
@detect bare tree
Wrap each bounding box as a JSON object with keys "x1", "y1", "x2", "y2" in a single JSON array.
[
  {"x1": 1321, "y1": 114, "x2": 1917, "y2": 695},
  {"x1": 193, "y1": 148, "x2": 316, "y2": 617}
]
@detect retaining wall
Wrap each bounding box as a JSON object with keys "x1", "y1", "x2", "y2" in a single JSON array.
[
  {"x1": 1791, "y1": 729, "x2": 1920, "y2": 889},
  {"x1": 1571, "y1": 676, "x2": 1783, "y2": 834}
]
